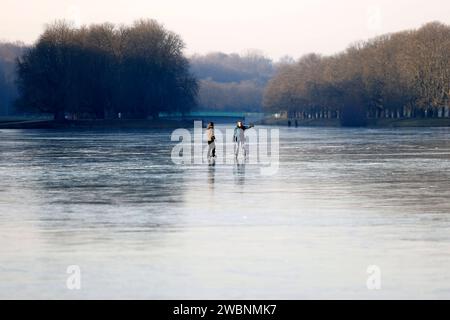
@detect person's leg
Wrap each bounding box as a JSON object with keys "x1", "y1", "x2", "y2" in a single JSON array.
[
  {"x1": 211, "y1": 142, "x2": 216, "y2": 158},
  {"x1": 234, "y1": 142, "x2": 239, "y2": 157},
  {"x1": 208, "y1": 142, "x2": 213, "y2": 158}
]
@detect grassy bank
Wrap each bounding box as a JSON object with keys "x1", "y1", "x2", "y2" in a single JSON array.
[
  {"x1": 0, "y1": 118, "x2": 194, "y2": 129},
  {"x1": 258, "y1": 117, "x2": 450, "y2": 128}
]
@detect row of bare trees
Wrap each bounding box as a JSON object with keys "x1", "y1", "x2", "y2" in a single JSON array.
[
  {"x1": 190, "y1": 51, "x2": 274, "y2": 112},
  {"x1": 197, "y1": 79, "x2": 263, "y2": 112},
  {"x1": 263, "y1": 22, "x2": 450, "y2": 126},
  {"x1": 16, "y1": 20, "x2": 198, "y2": 120}
]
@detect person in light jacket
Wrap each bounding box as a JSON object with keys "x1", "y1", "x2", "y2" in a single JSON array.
[{"x1": 206, "y1": 122, "x2": 216, "y2": 159}]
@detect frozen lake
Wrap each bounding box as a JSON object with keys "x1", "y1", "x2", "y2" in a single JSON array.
[{"x1": 1, "y1": 126, "x2": 450, "y2": 299}]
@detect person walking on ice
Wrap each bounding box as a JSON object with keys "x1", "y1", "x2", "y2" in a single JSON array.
[
  {"x1": 233, "y1": 121, "x2": 253, "y2": 158},
  {"x1": 206, "y1": 122, "x2": 216, "y2": 160}
]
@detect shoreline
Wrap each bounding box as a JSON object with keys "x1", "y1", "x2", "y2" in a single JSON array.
[
  {"x1": 2, "y1": 117, "x2": 450, "y2": 129},
  {"x1": 258, "y1": 117, "x2": 450, "y2": 128},
  {"x1": 0, "y1": 119, "x2": 195, "y2": 130}
]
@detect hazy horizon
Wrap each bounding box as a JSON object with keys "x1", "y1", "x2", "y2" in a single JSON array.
[{"x1": 1, "y1": 0, "x2": 450, "y2": 60}]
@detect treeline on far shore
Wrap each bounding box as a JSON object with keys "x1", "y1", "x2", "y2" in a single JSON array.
[
  {"x1": 1, "y1": 20, "x2": 450, "y2": 127},
  {"x1": 1, "y1": 42, "x2": 275, "y2": 118},
  {"x1": 15, "y1": 20, "x2": 198, "y2": 120},
  {"x1": 0, "y1": 42, "x2": 25, "y2": 116},
  {"x1": 190, "y1": 51, "x2": 275, "y2": 112},
  {"x1": 263, "y1": 22, "x2": 450, "y2": 126}
]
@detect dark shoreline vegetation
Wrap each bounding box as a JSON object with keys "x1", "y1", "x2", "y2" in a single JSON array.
[
  {"x1": 16, "y1": 20, "x2": 198, "y2": 121},
  {"x1": 0, "y1": 19, "x2": 449, "y2": 129}
]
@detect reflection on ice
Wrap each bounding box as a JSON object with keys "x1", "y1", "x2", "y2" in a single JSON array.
[{"x1": 0, "y1": 127, "x2": 450, "y2": 299}]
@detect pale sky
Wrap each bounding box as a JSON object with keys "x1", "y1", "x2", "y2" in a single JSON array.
[{"x1": 1, "y1": 0, "x2": 449, "y2": 60}]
